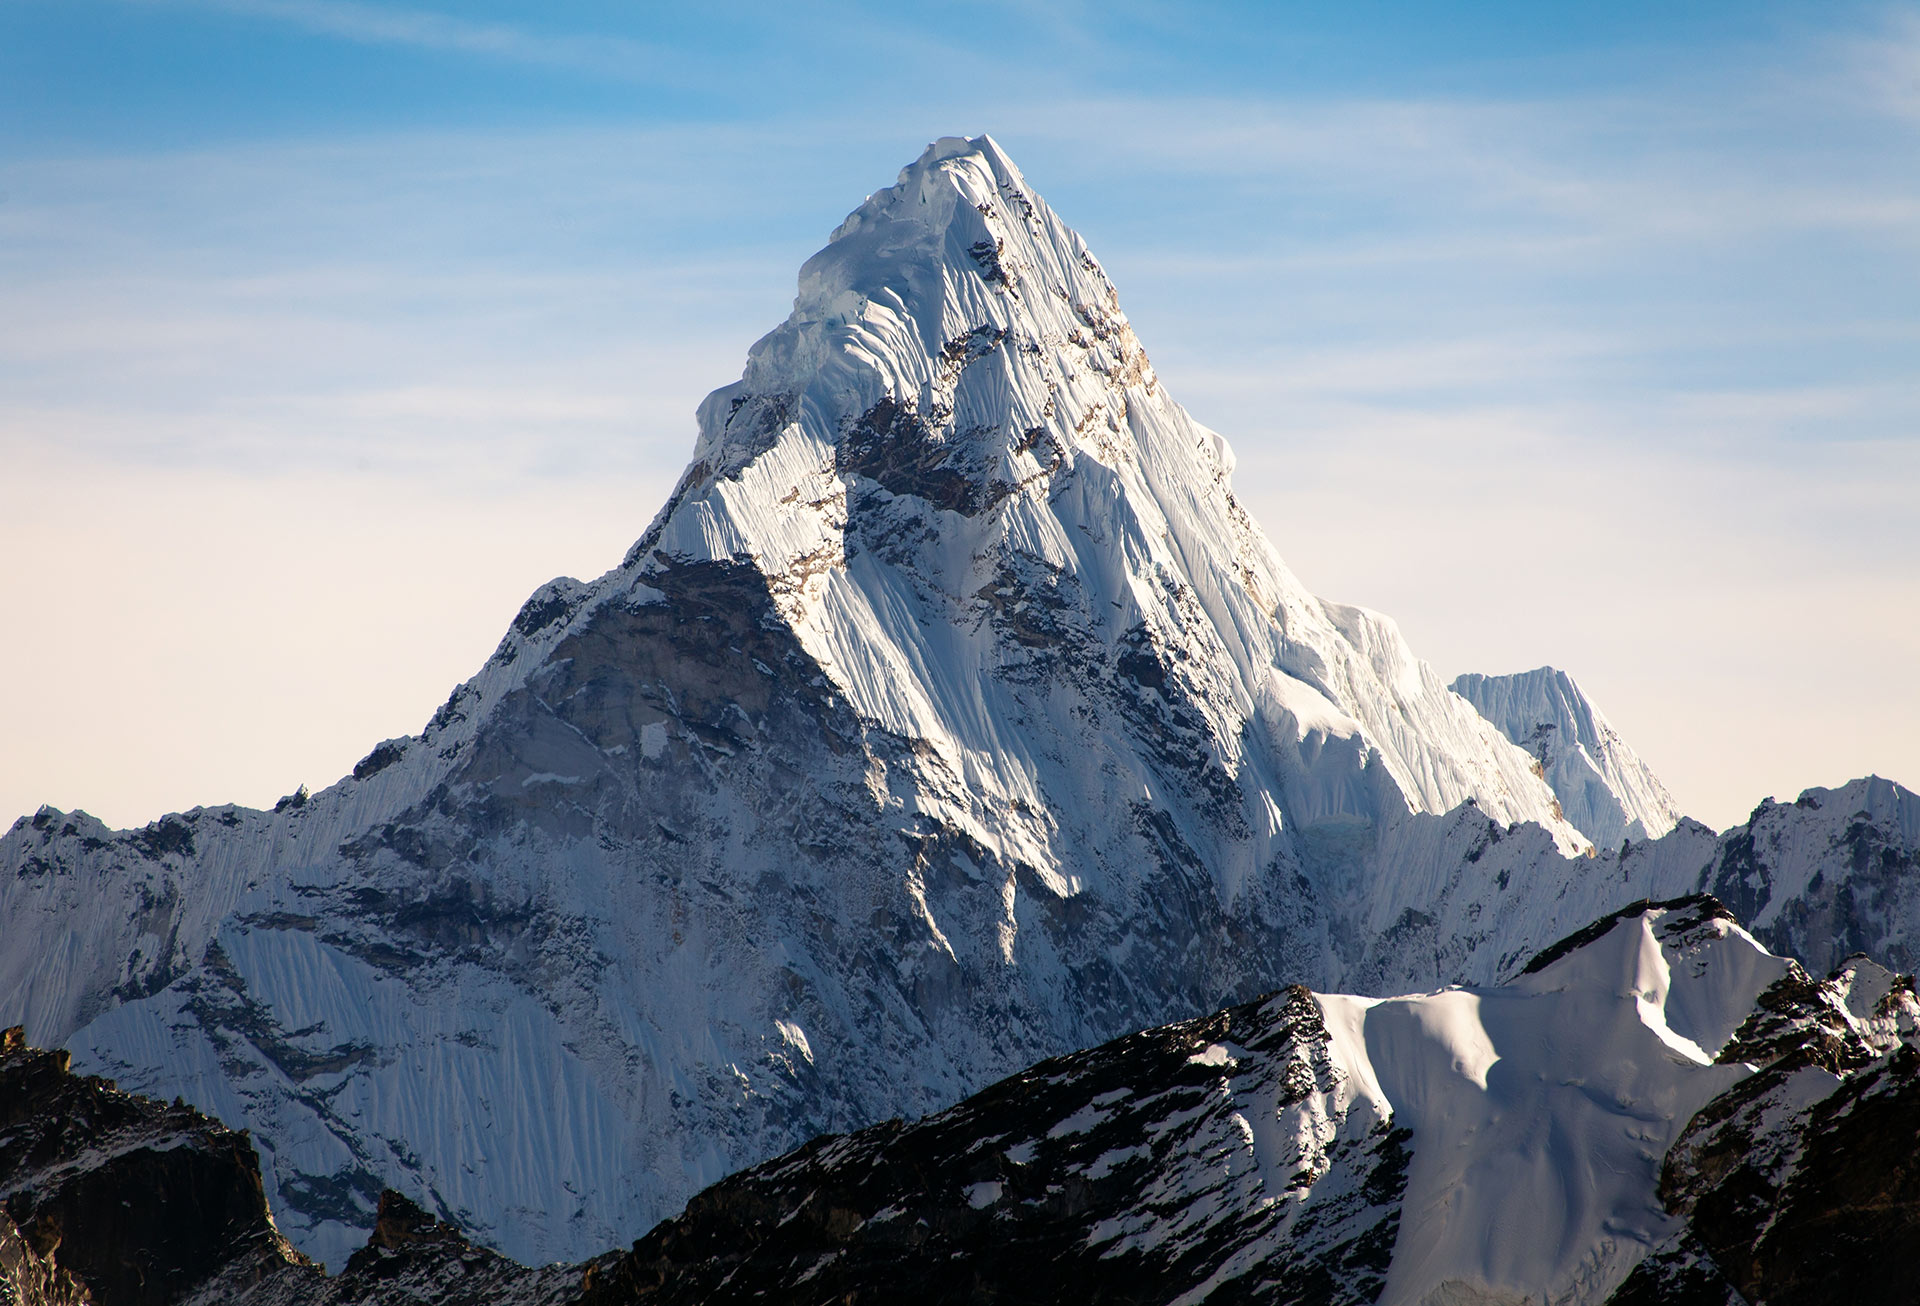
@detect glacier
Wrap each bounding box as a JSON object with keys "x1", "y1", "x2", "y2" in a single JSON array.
[{"x1": 2, "y1": 135, "x2": 1916, "y2": 1271}]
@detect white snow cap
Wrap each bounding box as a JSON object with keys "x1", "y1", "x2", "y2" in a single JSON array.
[
  {"x1": 1453, "y1": 667, "x2": 1685, "y2": 846},
  {"x1": 692, "y1": 132, "x2": 1133, "y2": 475},
  {"x1": 651, "y1": 132, "x2": 1588, "y2": 865}
]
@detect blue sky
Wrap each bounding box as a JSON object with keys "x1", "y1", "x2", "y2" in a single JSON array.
[
  {"x1": 4, "y1": 0, "x2": 1918, "y2": 830},
  {"x1": 4, "y1": 3, "x2": 1825, "y2": 147}
]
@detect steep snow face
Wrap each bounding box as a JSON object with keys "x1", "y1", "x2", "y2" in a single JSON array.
[
  {"x1": 1451, "y1": 667, "x2": 1684, "y2": 848},
  {"x1": 1322, "y1": 900, "x2": 1781, "y2": 1306},
  {"x1": 646, "y1": 134, "x2": 1583, "y2": 870}
]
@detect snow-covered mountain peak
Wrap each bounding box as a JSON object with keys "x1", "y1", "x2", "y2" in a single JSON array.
[
  {"x1": 1452, "y1": 665, "x2": 1684, "y2": 847},
  {"x1": 633, "y1": 133, "x2": 1583, "y2": 868},
  {"x1": 686, "y1": 133, "x2": 1142, "y2": 485},
  {"x1": 0, "y1": 136, "x2": 1636, "y2": 1266},
  {"x1": 5, "y1": 137, "x2": 1919, "y2": 1286}
]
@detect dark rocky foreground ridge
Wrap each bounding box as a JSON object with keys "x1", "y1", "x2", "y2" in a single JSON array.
[
  {"x1": 7, "y1": 897, "x2": 1920, "y2": 1306},
  {"x1": 0, "y1": 1026, "x2": 576, "y2": 1306}
]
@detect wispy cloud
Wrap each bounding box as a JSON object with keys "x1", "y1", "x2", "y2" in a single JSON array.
[
  {"x1": 1006, "y1": 81, "x2": 1920, "y2": 248},
  {"x1": 128, "y1": 0, "x2": 680, "y2": 80},
  {"x1": 1834, "y1": 5, "x2": 1920, "y2": 122}
]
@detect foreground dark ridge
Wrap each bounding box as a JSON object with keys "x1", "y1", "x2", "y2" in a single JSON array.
[
  {"x1": 0, "y1": 1026, "x2": 576, "y2": 1306},
  {"x1": 7, "y1": 897, "x2": 1920, "y2": 1306}
]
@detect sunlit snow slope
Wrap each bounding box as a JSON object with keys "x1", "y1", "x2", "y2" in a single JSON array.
[
  {"x1": 1453, "y1": 667, "x2": 1684, "y2": 849},
  {"x1": 1, "y1": 136, "x2": 1911, "y2": 1270},
  {"x1": 579, "y1": 896, "x2": 1920, "y2": 1306}
]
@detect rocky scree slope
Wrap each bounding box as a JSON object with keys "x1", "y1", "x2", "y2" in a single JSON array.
[
  {"x1": 10, "y1": 898, "x2": 1920, "y2": 1306},
  {"x1": 2, "y1": 135, "x2": 1917, "y2": 1269}
]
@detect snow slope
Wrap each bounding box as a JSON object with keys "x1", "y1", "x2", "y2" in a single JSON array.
[
  {"x1": 1326, "y1": 900, "x2": 1774, "y2": 1305},
  {"x1": 582, "y1": 896, "x2": 1906, "y2": 1306},
  {"x1": 1452, "y1": 667, "x2": 1685, "y2": 849},
  {"x1": 0, "y1": 136, "x2": 1911, "y2": 1271}
]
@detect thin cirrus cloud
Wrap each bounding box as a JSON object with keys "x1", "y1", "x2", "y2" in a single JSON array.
[
  {"x1": 124, "y1": 0, "x2": 684, "y2": 81},
  {"x1": 1835, "y1": 6, "x2": 1920, "y2": 121}
]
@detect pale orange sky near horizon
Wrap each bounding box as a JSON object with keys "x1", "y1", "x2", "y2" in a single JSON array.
[{"x1": 7, "y1": 390, "x2": 1915, "y2": 837}]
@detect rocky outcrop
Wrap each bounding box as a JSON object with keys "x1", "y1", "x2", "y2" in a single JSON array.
[
  {"x1": 216, "y1": 1188, "x2": 579, "y2": 1306},
  {"x1": 1701, "y1": 778, "x2": 1920, "y2": 974},
  {"x1": 0, "y1": 1209, "x2": 93, "y2": 1306},
  {"x1": 579, "y1": 986, "x2": 1407, "y2": 1305},
  {"x1": 1618, "y1": 953, "x2": 1920, "y2": 1305},
  {"x1": 0, "y1": 1026, "x2": 580, "y2": 1306},
  {"x1": 0, "y1": 1024, "x2": 309, "y2": 1305}
]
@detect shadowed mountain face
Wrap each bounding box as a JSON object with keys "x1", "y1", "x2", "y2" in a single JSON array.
[
  {"x1": 9, "y1": 899, "x2": 1920, "y2": 1306},
  {"x1": 2, "y1": 136, "x2": 1918, "y2": 1269}
]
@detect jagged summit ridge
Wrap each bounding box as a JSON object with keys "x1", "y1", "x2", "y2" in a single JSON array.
[
  {"x1": 1452, "y1": 666, "x2": 1685, "y2": 847},
  {"x1": 628, "y1": 133, "x2": 1584, "y2": 871},
  {"x1": 685, "y1": 134, "x2": 1146, "y2": 484}
]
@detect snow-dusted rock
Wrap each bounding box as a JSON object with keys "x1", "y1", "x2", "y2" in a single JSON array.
[
  {"x1": 1615, "y1": 935, "x2": 1920, "y2": 1305},
  {"x1": 1699, "y1": 776, "x2": 1920, "y2": 974},
  {"x1": 583, "y1": 896, "x2": 1918, "y2": 1306},
  {"x1": 1451, "y1": 666, "x2": 1684, "y2": 848},
  {"x1": 9, "y1": 896, "x2": 1920, "y2": 1305}
]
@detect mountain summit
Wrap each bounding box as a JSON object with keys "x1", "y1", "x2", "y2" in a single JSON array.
[
  {"x1": 3, "y1": 136, "x2": 1908, "y2": 1269},
  {"x1": 630, "y1": 133, "x2": 1583, "y2": 863},
  {"x1": 1453, "y1": 667, "x2": 1683, "y2": 848}
]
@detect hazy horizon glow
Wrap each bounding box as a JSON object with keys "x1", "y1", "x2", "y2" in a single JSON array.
[{"x1": 4, "y1": 1, "x2": 1918, "y2": 832}]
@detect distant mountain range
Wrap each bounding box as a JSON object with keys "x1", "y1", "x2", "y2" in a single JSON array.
[{"x1": 3, "y1": 136, "x2": 1916, "y2": 1299}]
